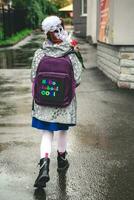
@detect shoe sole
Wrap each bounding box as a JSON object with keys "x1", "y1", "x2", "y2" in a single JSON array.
[{"x1": 34, "y1": 176, "x2": 50, "y2": 188}]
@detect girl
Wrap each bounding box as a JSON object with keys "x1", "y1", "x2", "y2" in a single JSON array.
[{"x1": 31, "y1": 16, "x2": 83, "y2": 188}]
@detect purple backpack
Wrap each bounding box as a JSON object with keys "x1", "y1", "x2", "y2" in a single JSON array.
[{"x1": 34, "y1": 53, "x2": 76, "y2": 107}]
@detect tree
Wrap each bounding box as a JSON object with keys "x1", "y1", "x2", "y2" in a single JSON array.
[
  {"x1": 27, "y1": 0, "x2": 58, "y2": 28},
  {"x1": 12, "y1": 0, "x2": 58, "y2": 28}
]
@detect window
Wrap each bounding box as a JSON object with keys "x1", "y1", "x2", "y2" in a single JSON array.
[{"x1": 81, "y1": 0, "x2": 87, "y2": 16}]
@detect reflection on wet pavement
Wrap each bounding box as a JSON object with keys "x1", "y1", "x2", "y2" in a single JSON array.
[
  {"x1": 56, "y1": 172, "x2": 69, "y2": 200},
  {"x1": 34, "y1": 188, "x2": 46, "y2": 200},
  {"x1": 0, "y1": 143, "x2": 9, "y2": 152}
]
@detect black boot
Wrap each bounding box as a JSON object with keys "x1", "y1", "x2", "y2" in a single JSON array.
[
  {"x1": 57, "y1": 151, "x2": 69, "y2": 172},
  {"x1": 34, "y1": 157, "x2": 50, "y2": 188}
]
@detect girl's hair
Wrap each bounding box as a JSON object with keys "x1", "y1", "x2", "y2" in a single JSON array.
[{"x1": 60, "y1": 18, "x2": 65, "y2": 29}]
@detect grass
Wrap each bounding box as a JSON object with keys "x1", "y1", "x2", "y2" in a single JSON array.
[
  {"x1": 0, "y1": 25, "x2": 3, "y2": 40},
  {"x1": 0, "y1": 29, "x2": 32, "y2": 47}
]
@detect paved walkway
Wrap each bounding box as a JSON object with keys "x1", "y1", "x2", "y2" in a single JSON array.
[{"x1": 0, "y1": 32, "x2": 134, "y2": 200}]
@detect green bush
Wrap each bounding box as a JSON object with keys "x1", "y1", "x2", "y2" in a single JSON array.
[{"x1": 0, "y1": 29, "x2": 32, "y2": 46}]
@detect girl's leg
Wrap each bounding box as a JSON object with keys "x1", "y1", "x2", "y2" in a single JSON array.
[
  {"x1": 40, "y1": 130, "x2": 54, "y2": 158},
  {"x1": 57, "y1": 130, "x2": 69, "y2": 172},
  {"x1": 34, "y1": 130, "x2": 53, "y2": 188},
  {"x1": 57, "y1": 130, "x2": 68, "y2": 153}
]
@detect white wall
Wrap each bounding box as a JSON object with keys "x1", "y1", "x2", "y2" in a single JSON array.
[
  {"x1": 112, "y1": 0, "x2": 134, "y2": 45},
  {"x1": 86, "y1": 0, "x2": 97, "y2": 43}
]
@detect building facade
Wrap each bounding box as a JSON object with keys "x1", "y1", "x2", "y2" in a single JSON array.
[
  {"x1": 97, "y1": 0, "x2": 134, "y2": 89},
  {"x1": 73, "y1": 0, "x2": 134, "y2": 89},
  {"x1": 73, "y1": 0, "x2": 87, "y2": 37}
]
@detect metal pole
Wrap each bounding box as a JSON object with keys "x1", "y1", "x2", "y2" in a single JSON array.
[
  {"x1": 8, "y1": 4, "x2": 11, "y2": 37},
  {"x1": 2, "y1": 4, "x2": 6, "y2": 39}
]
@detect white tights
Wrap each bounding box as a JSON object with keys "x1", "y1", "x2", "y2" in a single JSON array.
[{"x1": 40, "y1": 130, "x2": 68, "y2": 158}]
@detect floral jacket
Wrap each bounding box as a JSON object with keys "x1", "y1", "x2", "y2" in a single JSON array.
[{"x1": 31, "y1": 41, "x2": 83, "y2": 125}]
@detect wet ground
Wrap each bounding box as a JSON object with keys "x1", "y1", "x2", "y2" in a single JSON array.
[{"x1": 0, "y1": 31, "x2": 134, "y2": 200}]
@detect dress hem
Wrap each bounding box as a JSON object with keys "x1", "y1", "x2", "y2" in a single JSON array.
[{"x1": 32, "y1": 117, "x2": 76, "y2": 131}]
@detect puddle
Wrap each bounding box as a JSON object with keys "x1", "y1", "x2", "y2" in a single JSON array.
[
  {"x1": 0, "y1": 33, "x2": 42, "y2": 69},
  {"x1": 1, "y1": 49, "x2": 33, "y2": 69}
]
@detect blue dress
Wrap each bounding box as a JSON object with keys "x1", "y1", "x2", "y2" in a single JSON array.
[{"x1": 32, "y1": 117, "x2": 75, "y2": 131}]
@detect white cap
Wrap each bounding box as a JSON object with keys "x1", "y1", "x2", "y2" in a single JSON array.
[{"x1": 41, "y1": 16, "x2": 61, "y2": 34}]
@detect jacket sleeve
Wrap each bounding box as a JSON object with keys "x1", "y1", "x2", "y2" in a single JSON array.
[
  {"x1": 31, "y1": 48, "x2": 44, "y2": 82},
  {"x1": 69, "y1": 53, "x2": 83, "y2": 86}
]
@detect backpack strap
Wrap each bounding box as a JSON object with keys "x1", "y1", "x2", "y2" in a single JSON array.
[
  {"x1": 40, "y1": 47, "x2": 75, "y2": 57},
  {"x1": 63, "y1": 47, "x2": 86, "y2": 69},
  {"x1": 62, "y1": 47, "x2": 76, "y2": 57}
]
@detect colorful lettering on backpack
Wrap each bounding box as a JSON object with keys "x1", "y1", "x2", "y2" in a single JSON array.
[
  {"x1": 41, "y1": 90, "x2": 56, "y2": 97},
  {"x1": 41, "y1": 79, "x2": 59, "y2": 97}
]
